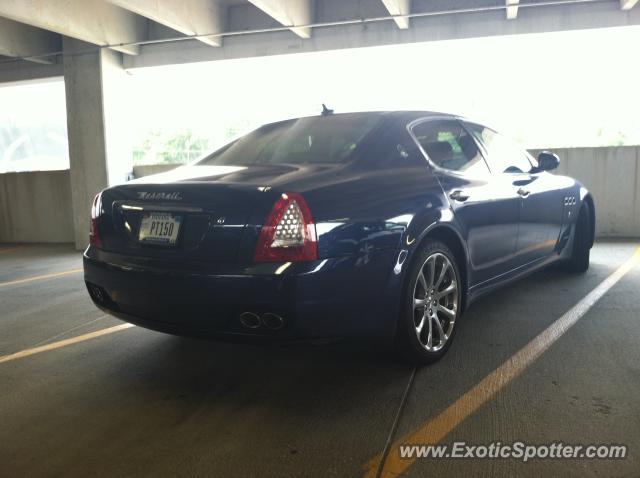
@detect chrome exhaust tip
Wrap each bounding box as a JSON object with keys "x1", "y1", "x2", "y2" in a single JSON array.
[
  {"x1": 261, "y1": 313, "x2": 285, "y2": 330},
  {"x1": 239, "y1": 312, "x2": 261, "y2": 329}
]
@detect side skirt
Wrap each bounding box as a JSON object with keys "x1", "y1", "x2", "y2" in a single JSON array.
[{"x1": 466, "y1": 253, "x2": 562, "y2": 307}]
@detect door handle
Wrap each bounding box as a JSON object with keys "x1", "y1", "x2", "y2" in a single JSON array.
[
  {"x1": 449, "y1": 190, "x2": 470, "y2": 202},
  {"x1": 512, "y1": 177, "x2": 537, "y2": 187},
  {"x1": 517, "y1": 188, "x2": 530, "y2": 198}
]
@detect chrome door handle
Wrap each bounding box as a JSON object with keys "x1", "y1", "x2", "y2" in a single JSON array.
[
  {"x1": 517, "y1": 188, "x2": 530, "y2": 197},
  {"x1": 449, "y1": 190, "x2": 470, "y2": 202}
]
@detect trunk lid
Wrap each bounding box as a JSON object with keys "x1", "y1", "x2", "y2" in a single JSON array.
[
  {"x1": 98, "y1": 177, "x2": 264, "y2": 263},
  {"x1": 95, "y1": 163, "x2": 347, "y2": 263}
]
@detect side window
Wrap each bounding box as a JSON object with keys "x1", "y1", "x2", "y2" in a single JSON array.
[
  {"x1": 465, "y1": 123, "x2": 533, "y2": 174},
  {"x1": 411, "y1": 119, "x2": 490, "y2": 176}
]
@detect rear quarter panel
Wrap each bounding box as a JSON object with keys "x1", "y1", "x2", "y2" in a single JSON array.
[{"x1": 292, "y1": 157, "x2": 459, "y2": 341}]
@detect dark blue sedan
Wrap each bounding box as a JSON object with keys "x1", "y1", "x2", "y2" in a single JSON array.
[{"x1": 83, "y1": 111, "x2": 595, "y2": 364}]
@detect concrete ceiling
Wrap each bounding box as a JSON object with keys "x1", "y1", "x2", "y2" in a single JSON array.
[{"x1": 0, "y1": 0, "x2": 638, "y2": 71}]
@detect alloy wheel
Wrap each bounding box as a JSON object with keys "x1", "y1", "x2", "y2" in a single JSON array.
[{"x1": 412, "y1": 252, "x2": 458, "y2": 351}]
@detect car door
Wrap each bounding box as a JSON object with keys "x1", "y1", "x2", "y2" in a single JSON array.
[
  {"x1": 464, "y1": 123, "x2": 564, "y2": 265},
  {"x1": 409, "y1": 118, "x2": 521, "y2": 286},
  {"x1": 513, "y1": 166, "x2": 567, "y2": 262}
]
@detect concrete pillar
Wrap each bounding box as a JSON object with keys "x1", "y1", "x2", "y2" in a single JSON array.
[{"x1": 63, "y1": 38, "x2": 132, "y2": 249}]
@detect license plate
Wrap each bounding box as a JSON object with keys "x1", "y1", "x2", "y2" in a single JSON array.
[{"x1": 138, "y1": 212, "x2": 182, "y2": 246}]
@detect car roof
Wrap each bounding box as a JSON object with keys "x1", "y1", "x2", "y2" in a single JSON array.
[
  {"x1": 258, "y1": 110, "x2": 492, "y2": 132},
  {"x1": 381, "y1": 111, "x2": 492, "y2": 129},
  {"x1": 319, "y1": 110, "x2": 456, "y2": 120},
  {"x1": 264, "y1": 110, "x2": 458, "y2": 124}
]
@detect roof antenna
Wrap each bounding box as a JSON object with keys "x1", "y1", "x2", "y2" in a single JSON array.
[{"x1": 321, "y1": 103, "x2": 334, "y2": 116}]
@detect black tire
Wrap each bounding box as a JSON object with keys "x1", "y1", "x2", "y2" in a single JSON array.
[
  {"x1": 395, "y1": 240, "x2": 462, "y2": 366},
  {"x1": 564, "y1": 203, "x2": 591, "y2": 273}
]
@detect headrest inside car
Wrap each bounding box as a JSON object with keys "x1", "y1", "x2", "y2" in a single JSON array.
[
  {"x1": 423, "y1": 141, "x2": 453, "y2": 165},
  {"x1": 458, "y1": 134, "x2": 479, "y2": 159}
]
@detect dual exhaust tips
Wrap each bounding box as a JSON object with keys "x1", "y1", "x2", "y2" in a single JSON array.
[{"x1": 239, "y1": 312, "x2": 285, "y2": 330}]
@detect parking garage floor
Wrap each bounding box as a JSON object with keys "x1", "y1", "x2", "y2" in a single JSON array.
[{"x1": 1, "y1": 241, "x2": 639, "y2": 478}]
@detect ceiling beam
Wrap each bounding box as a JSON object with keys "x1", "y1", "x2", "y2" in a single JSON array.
[
  {"x1": 0, "y1": 18, "x2": 61, "y2": 64},
  {"x1": 620, "y1": 0, "x2": 639, "y2": 9},
  {"x1": 247, "y1": 0, "x2": 313, "y2": 38},
  {"x1": 506, "y1": 0, "x2": 520, "y2": 19},
  {"x1": 0, "y1": 0, "x2": 146, "y2": 55},
  {"x1": 380, "y1": 0, "x2": 410, "y2": 29},
  {"x1": 107, "y1": 0, "x2": 225, "y2": 47}
]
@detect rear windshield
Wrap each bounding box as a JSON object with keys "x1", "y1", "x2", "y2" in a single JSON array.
[{"x1": 197, "y1": 114, "x2": 381, "y2": 166}]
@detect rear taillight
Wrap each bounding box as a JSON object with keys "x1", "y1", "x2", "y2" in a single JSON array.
[
  {"x1": 254, "y1": 192, "x2": 318, "y2": 262},
  {"x1": 90, "y1": 193, "x2": 102, "y2": 248}
]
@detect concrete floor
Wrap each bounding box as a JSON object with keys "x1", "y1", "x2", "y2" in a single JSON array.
[{"x1": 0, "y1": 241, "x2": 639, "y2": 477}]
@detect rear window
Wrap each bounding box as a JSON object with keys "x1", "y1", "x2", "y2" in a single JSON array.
[{"x1": 197, "y1": 114, "x2": 381, "y2": 166}]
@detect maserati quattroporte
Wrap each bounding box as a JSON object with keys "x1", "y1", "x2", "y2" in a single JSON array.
[{"x1": 84, "y1": 111, "x2": 595, "y2": 364}]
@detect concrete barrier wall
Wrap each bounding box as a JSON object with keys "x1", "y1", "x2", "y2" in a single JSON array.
[
  {"x1": 530, "y1": 147, "x2": 640, "y2": 238},
  {"x1": 0, "y1": 146, "x2": 638, "y2": 244},
  {"x1": 0, "y1": 170, "x2": 74, "y2": 243}
]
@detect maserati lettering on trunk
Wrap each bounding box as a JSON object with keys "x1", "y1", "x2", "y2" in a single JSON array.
[{"x1": 137, "y1": 192, "x2": 183, "y2": 200}]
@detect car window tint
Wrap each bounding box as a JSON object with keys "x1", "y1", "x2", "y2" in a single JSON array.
[
  {"x1": 198, "y1": 114, "x2": 381, "y2": 166},
  {"x1": 411, "y1": 119, "x2": 490, "y2": 176},
  {"x1": 465, "y1": 123, "x2": 533, "y2": 174}
]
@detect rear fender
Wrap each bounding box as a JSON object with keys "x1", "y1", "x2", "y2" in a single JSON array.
[{"x1": 376, "y1": 207, "x2": 469, "y2": 346}]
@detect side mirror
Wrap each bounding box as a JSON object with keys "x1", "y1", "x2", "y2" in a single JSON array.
[{"x1": 536, "y1": 151, "x2": 560, "y2": 172}]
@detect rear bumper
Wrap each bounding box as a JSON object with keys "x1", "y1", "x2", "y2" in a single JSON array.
[{"x1": 83, "y1": 247, "x2": 398, "y2": 342}]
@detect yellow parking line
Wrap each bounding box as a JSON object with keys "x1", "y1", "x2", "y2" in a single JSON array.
[
  {"x1": 364, "y1": 247, "x2": 640, "y2": 478},
  {"x1": 0, "y1": 323, "x2": 135, "y2": 365},
  {"x1": 0, "y1": 268, "x2": 82, "y2": 287},
  {"x1": 32, "y1": 315, "x2": 108, "y2": 348},
  {"x1": 0, "y1": 246, "x2": 23, "y2": 254}
]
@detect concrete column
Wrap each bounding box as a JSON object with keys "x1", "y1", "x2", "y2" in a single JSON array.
[{"x1": 63, "y1": 38, "x2": 132, "y2": 249}]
